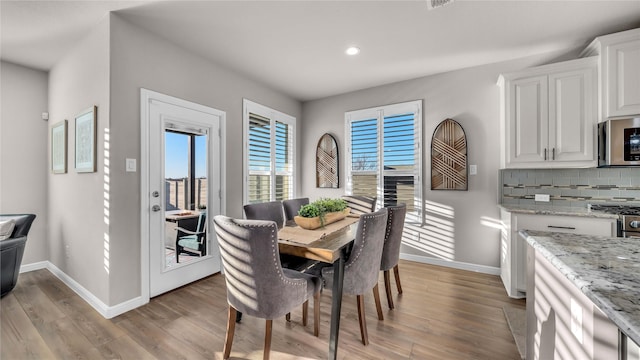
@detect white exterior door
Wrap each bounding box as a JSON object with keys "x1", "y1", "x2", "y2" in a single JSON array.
[{"x1": 142, "y1": 89, "x2": 224, "y2": 298}]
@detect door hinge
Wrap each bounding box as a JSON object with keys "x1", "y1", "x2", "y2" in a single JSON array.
[{"x1": 219, "y1": 189, "x2": 222, "y2": 199}]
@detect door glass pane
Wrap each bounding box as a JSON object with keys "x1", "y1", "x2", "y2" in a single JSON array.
[{"x1": 164, "y1": 129, "x2": 208, "y2": 269}]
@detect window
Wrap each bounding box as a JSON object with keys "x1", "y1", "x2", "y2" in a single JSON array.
[
  {"x1": 243, "y1": 99, "x2": 295, "y2": 204},
  {"x1": 345, "y1": 100, "x2": 422, "y2": 218},
  {"x1": 164, "y1": 128, "x2": 208, "y2": 211}
]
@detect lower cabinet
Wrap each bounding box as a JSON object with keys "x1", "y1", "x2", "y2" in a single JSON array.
[
  {"x1": 500, "y1": 210, "x2": 616, "y2": 298},
  {"x1": 526, "y1": 243, "x2": 619, "y2": 360}
]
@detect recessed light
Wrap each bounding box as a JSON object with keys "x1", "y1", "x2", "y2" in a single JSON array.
[{"x1": 345, "y1": 46, "x2": 360, "y2": 56}]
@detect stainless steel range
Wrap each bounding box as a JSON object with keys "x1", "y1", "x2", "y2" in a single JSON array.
[{"x1": 589, "y1": 204, "x2": 640, "y2": 238}]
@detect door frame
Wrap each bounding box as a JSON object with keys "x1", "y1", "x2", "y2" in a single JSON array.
[{"x1": 140, "y1": 88, "x2": 226, "y2": 302}]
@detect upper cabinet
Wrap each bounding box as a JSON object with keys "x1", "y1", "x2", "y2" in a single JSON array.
[
  {"x1": 581, "y1": 28, "x2": 640, "y2": 119},
  {"x1": 498, "y1": 57, "x2": 598, "y2": 169}
]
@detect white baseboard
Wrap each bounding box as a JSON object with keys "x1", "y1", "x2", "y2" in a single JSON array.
[
  {"x1": 20, "y1": 261, "x2": 147, "y2": 319},
  {"x1": 400, "y1": 253, "x2": 501, "y2": 275}
]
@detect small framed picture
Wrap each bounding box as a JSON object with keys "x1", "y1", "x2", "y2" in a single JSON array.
[
  {"x1": 75, "y1": 106, "x2": 97, "y2": 173},
  {"x1": 51, "y1": 120, "x2": 67, "y2": 174}
]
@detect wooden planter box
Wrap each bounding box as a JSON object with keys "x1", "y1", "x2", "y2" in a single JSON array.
[{"x1": 294, "y1": 208, "x2": 350, "y2": 230}]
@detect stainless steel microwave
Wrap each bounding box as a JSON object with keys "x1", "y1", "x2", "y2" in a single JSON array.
[{"x1": 598, "y1": 117, "x2": 640, "y2": 167}]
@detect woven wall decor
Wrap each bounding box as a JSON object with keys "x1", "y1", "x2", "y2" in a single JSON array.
[
  {"x1": 316, "y1": 133, "x2": 339, "y2": 188},
  {"x1": 431, "y1": 118, "x2": 468, "y2": 190}
]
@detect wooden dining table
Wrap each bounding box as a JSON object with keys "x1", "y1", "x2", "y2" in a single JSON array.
[{"x1": 277, "y1": 217, "x2": 359, "y2": 360}]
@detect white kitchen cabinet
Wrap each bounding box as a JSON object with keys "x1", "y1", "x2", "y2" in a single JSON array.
[
  {"x1": 498, "y1": 57, "x2": 598, "y2": 169},
  {"x1": 582, "y1": 28, "x2": 640, "y2": 119},
  {"x1": 500, "y1": 210, "x2": 616, "y2": 298}
]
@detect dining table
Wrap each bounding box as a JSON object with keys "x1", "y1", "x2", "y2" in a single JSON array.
[{"x1": 277, "y1": 216, "x2": 360, "y2": 360}]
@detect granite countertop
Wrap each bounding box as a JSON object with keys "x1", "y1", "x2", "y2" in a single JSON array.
[
  {"x1": 521, "y1": 230, "x2": 640, "y2": 345},
  {"x1": 499, "y1": 204, "x2": 620, "y2": 219}
]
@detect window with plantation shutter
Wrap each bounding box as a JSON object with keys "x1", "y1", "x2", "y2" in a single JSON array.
[
  {"x1": 243, "y1": 100, "x2": 295, "y2": 205},
  {"x1": 345, "y1": 100, "x2": 422, "y2": 219}
]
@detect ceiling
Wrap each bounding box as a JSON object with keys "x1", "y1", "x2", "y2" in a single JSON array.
[{"x1": 2, "y1": 1, "x2": 640, "y2": 102}]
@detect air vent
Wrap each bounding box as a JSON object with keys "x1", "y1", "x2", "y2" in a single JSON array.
[{"x1": 427, "y1": 0, "x2": 454, "y2": 10}]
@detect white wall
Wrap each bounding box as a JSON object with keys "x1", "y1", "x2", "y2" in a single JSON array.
[
  {"x1": 108, "y1": 14, "x2": 301, "y2": 304},
  {"x1": 0, "y1": 61, "x2": 49, "y2": 264},
  {"x1": 47, "y1": 18, "x2": 111, "y2": 302},
  {"x1": 301, "y1": 50, "x2": 581, "y2": 269}
]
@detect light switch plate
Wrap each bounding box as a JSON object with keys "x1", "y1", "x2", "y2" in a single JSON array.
[
  {"x1": 535, "y1": 194, "x2": 550, "y2": 202},
  {"x1": 126, "y1": 158, "x2": 136, "y2": 172},
  {"x1": 469, "y1": 165, "x2": 477, "y2": 175}
]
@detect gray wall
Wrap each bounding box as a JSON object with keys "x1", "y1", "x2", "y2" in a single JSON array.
[
  {"x1": 108, "y1": 14, "x2": 301, "y2": 304},
  {"x1": 0, "y1": 61, "x2": 49, "y2": 264},
  {"x1": 47, "y1": 18, "x2": 111, "y2": 301},
  {"x1": 301, "y1": 50, "x2": 581, "y2": 269}
]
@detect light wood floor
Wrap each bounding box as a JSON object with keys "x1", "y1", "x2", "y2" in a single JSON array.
[{"x1": 1, "y1": 260, "x2": 525, "y2": 359}]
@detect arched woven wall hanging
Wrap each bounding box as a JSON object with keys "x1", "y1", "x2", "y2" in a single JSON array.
[
  {"x1": 316, "y1": 133, "x2": 339, "y2": 188},
  {"x1": 431, "y1": 118, "x2": 468, "y2": 190}
]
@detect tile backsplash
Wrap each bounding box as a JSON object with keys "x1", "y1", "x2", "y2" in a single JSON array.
[{"x1": 500, "y1": 168, "x2": 640, "y2": 207}]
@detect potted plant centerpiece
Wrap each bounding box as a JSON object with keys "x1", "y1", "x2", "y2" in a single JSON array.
[{"x1": 295, "y1": 198, "x2": 350, "y2": 230}]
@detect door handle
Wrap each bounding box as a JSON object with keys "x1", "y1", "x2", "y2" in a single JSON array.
[
  {"x1": 152, "y1": 205, "x2": 161, "y2": 212},
  {"x1": 152, "y1": 191, "x2": 160, "y2": 198}
]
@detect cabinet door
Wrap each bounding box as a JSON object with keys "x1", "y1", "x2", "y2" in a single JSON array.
[
  {"x1": 508, "y1": 76, "x2": 548, "y2": 165},
  {"x1": 606, "y1": 39, "x2": 640, "y2": 117},
  {"x1": 548, "y1": 67, "x2": 596, "y2": 162}
]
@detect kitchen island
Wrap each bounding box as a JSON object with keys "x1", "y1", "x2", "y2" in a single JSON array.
[{"x1": 521, "y1": 230, "x2": 640, "y2": 359}]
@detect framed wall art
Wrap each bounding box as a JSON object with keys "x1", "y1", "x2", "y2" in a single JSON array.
[
  {"x1": 431, "y1": 118, "x2": 468, "y2": 190},
  {"x1": 75, "y1": 106, "x2": 97, "y2": 173},
  {"x1": 316, "y1": 133, "x2": 339, "y2": 188},
  {"x1": 51, "y1": 120, "x2": 68, "y2": 174}
]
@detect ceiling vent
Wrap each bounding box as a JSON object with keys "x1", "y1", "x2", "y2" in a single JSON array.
[{"x1": 427, "y1": 0, "x2": 455, "y2": 10}]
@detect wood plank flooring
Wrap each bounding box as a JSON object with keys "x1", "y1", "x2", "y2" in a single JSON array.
[{"x1": 1, "y1": 260, "x2": 525, "y2": 359}]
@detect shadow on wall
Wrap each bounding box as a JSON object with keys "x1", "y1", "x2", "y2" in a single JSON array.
[
  {"x1": 401, "y1": 200, "x2": 502, "y2": 262},
  {"x1": 402, "y1": 200, "x2": 455, "y2": 261}
]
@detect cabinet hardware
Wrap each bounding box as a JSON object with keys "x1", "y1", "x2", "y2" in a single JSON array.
[
  {"x1": 544, "y1": 148, "x2": 548, "y2": 161},
  {"x1": 552, "y1": 148, "x2": 556, "y2": 160},
  {"x1": 547, "y1": 225, "x2": 576, "y2": 230}
]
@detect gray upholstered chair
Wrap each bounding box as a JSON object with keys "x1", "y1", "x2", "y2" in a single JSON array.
[
  {"x1": 378, "y1": 203, "x2": 407, "y2": 309},
  {"x1": 282, "y1": 198, "x2": 309, "y2": 226},
  {"x1": 243, "y1": 201, "x2": 285, "y2": 229},
  {"x1": 0, "y1": 214, "x2": 36, "y2": 297},
  {"x1": 243, "y1": 200, "x2": 311, "y2": 322},
  {"x1": 321, "y1": 208, "x2": 388, "y2": 345},
  {"x1": 213, "y1": 216, "x2": 321, "y2": 360},
  {"x1": 341, "y1": 195, "x2": 377, "y2": 215}
]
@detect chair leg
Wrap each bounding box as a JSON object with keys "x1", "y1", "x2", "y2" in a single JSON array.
[
  {"x1": 373, "y1": 283, "x2": 384, "y2": 321},
  {"x1": 264, "y1": 319, "x2": 272, "y2": 360},
  {"x1": 286, "y1": 312, "x2": 291, "y2": 322},
  {"x1": 393, "y1": 265, "x2": 403, "y2": 294},
  {"x1": 313, "y1": 292, "x2": 320, "y2": 337},
  {"x1": 356, "y1": 295, "x2": 369, "y2": 345},
  {"x1": 383, "y1": 270, "x2": 394, "y2": 309},
  {"x1": 223, "y1": 306, "x2": 237, "y2": 359},
  {"x1": 302, "y1": 300, "x2": 308, "y2": 326},
  {"x1": 176, "y1": 245, "x2": 182, "y2": 263}
]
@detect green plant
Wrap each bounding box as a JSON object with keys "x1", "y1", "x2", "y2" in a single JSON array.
[
  {"x1": 297, "y1": 198, "x2": 348, "y2": 227},
  {"x1": 298, "y1": 203, "x2": 322, "y2": 218}
]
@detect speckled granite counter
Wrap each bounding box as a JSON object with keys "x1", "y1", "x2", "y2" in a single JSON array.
[
  {"x1": 520, "y1": 230, "x2": 640, "y2": 346},
  {"x1": 499, "y1": 204, "x2": 620, "y2": 219}
]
